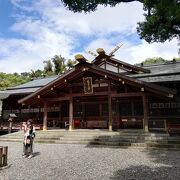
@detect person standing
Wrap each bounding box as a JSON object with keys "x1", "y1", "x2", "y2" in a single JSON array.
[{"x1": 22, "y1": 119, "x2": 35, "y2": 159}]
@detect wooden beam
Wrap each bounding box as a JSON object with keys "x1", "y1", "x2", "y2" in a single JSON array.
[
  {"x1": 71, "y1": 80, "x2": 109, "y2": 87},
  {"x1": 44, "y1": 97, "x2": 70, "y2": 102},
  {"x1": 72, "y1": 91, "x2": 116, "y2": 97},
  {"x1": 44, "y1": 92, "x2": 144, "y2": 102},
  {"x1": 111, "y1": 92, "x2": 144, "y2": 97}
]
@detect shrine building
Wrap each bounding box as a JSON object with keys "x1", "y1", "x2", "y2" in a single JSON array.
[{"x1": 0, "y1": 48, "x2": 179, "y2": 132}]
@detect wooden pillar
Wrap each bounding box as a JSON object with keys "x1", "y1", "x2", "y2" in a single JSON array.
[
  {"x1": 43, "y1": 101, "x2": 48, "y2": 131},
  {"x1": 108, "y1": 81, "x2": 112, "y2": 131},
  {"x1": 82, "y1": 102, "x2": 85, "y2": 128},
  {"x1": 0, "y1": 147, "x2": 3, "y2": 167},
  {"x1": 69, "y1": 87, "x2": 73, "y2": 131},
  {"x1": 38, "y1": 106, "x2": 41, "y2": 121},
  {"x1": 3, "y1": 146, "x2": 8, "y2": 166},
  {"x1": 19, "y1": 106, "x2": 21, "y2": 121},
  {"x1": 142, "y1": 94, "x2": 149, "y2": 132},
  {"x1": 8, "y1": 120, "x2": 13, "y2": 134},
  {"x1": 116, "y1": 100, "x2": 120, "y2": 129},
  {"x1": 59, "y1": 102, "x2": 62, "y2": 128}
]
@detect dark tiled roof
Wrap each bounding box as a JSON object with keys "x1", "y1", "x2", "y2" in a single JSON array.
[
  {"x1": 138, "y1": 75, "x2": 180, "y2": 83},
  {"x1": 143, "y1": 61, "x2": 180, "y2": 74},
  {"x1": 131, "y1": 61, "x2": 180, "y2": 77},
  {"x1": 0, "y1": 76, "x2": 58, "y2": 99},
  {"x1": 7, "y1": 76, "x2": 58, "y2": 90},
  {"x1": 129, "y1": 61, "x2": 180, "y2": 82}
]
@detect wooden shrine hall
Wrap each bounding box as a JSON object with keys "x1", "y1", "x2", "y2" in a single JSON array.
[{"x1": 15, "y1": 48, "x2": 176, "y2": 132}]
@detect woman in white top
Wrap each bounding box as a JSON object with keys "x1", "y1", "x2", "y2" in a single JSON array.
[{"x1": 22, "y1": 119, "x2": 35, "y2": 159}]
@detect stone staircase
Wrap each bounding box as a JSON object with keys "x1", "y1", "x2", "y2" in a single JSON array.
[{"x1": 0, "y1": 129, "x2": 180, "y2": 149}]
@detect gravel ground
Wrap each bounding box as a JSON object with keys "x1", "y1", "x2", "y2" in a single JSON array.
[{"x1": 0, "y1": 142, "x2": 180, "y2": 180}]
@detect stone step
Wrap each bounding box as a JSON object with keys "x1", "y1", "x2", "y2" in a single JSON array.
[
  {"x1": 1, "y1": 130, "x2": 180, "y2": 149},
  {"x1": 0, "y1": 133, "x2": 161, "y2": 140},
  {"x1": 61, "y1": 135, "x2": 178, "y2": 140},
  {"x1": 62, "y1": 134, "x2": 169, "y2": 139},
  {"x1": 59, "y1": 137, "x2": 173, "y2": 143},
  {"x1": 65, "y1": 132, "x2": 167, "y2": 136},
  {"x1": 55, "y1": 140, "x2": 180, "y2": 149},
  {"x1": 1, "y1": 138, "x2": 180, "y2": 149},
  {"x1": 1, "y1": 136, "x2": 179, "y2": 144},
  {"x1": 1, "y1": 133, "x2": 179, "y2": 141}
]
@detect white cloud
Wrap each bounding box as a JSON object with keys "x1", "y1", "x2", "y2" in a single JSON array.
[
  {"x1": 0, "y1": 0, "x2": 179, "y2": 73},
  {"x1": 32, "y1": 1, "x2": 144, "y2": 36},
  {"x1": 84, "y1": 37, "x2": 179, "y2": 64},
  {"x1": 0, "y1": 32, "x2": 74, "y2": 73}
]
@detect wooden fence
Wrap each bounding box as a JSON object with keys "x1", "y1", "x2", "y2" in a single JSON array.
[{"x1": 0, "y1": 146, "x2": 8, "y2": 168}]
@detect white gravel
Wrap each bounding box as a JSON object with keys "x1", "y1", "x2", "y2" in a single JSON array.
[{"x1": 0, "y1": 142, "x2": 180, "y2": 180}]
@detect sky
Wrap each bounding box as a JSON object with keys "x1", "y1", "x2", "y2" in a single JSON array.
[{"x1": 0, "y1": 0, "x2": 179, "y2": 73}]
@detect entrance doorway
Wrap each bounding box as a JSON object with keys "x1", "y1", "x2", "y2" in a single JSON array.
[
  {"x1": 73, "y1": 101, "x2": 108, "y2": 129},
  {"x1": 112, "y1": 99, "x2": 143, "y2": 129}
]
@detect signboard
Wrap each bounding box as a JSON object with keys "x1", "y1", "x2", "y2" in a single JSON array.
[{"x1": 83, "y1": 77, "x2": 93, "y2": 94}]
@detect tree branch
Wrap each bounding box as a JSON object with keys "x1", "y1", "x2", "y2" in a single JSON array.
[{"x1": 61, "y1": 0, "x2": 143, "y2": 13}]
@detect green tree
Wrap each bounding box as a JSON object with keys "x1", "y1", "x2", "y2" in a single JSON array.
[
  {"x1": 52, "y1": 55, "x2": 66, "y2": 75},
  {"x1": 136, "y1": 57, "x2": 180, "y2": 66},
  {"x1": 43, "y1": 60, "x2": 54, "y2": 76},
  {"x1": 0, "y1": 54, "x2": 77, "y2": 90},
  {"x1": 66, "y1": 59, "x2": 76, "y2": 70},
  {"x1": 44, "y1": 55, "x2": 76, "y2": 75},
  {"x1": 141, "y1": 57, "x2": 165, "y2": 65},
  {"x1": 137, "y1": 0, "x2": 180, "y2": 43},
  {"x1": 0, "y1": 73, "x2": 30, "y2": 90},
  {"x1": 21, "y1": 72, "x2": 31, "y2": 77},
  {"x1": 61, "y1": 0, "x2": 180, "y2": 43},
  {"x1": 30, "y1": 69, "x2": 44, "y2": 79}
]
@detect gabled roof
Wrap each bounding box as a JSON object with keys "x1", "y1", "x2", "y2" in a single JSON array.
[
  {"x1": 0, "y1": 76, "x2": 58, "y2": 100},
  {"x1": 92, "y1": 54, "x2": 150, "y2": 74},
  {"x1": 18, "y1": 61, "x2": 176, "y2": 105}
]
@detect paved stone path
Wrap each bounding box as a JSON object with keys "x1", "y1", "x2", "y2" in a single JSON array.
[{"x1": 0, "y1": 142, "x2": 180, "y2": 180}]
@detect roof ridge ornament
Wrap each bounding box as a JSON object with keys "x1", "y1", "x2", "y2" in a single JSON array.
[
  {"x1": 87, "y1": 51, "x2": 97, "y2": 57},
  {"x1": 75, "y1": 54, "x2": 87, "y2": 63},
  {"x1": 96, "y1": 48, "x2": 106, "y2": 55},
  {"x1": 109, "y1": 43, "x2": 123, "y2": 57}
]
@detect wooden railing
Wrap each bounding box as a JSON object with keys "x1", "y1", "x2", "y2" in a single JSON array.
[{"x1": 0, "y1": 146, "x2": 8, "y2": 168}]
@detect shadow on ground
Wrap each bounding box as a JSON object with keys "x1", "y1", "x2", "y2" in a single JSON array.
[
  {"x1": 33, "y1": 152, "x2": 41, "y2": 157},
  {"x1": 84, "y1": 131, "x2": 180, "y2": 180},
  {"x1": 110, "y1": 148, "x2": 180, "y2": 180},
  {"x1": 110, "y1": 164, "x2": 180, "y2": 180}
]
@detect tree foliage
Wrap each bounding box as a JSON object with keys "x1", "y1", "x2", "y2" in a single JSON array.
[
  {"x1": 0, "y1": 55, "x2": 76, "y2": 90},
  {"x1": 137, "y1": 0, "x2": 180, "y2": 43},
  {"x1": 43, "y1": 60, "x2": 54, "y2": 76},
  {"x1": 136, "y1": 57, "x2": 180, "y2": 66},
  {"x1": 52, "y1": 55, "x2": 66, "y2": 74},
  {"x1": 61, "y1": 0, "x2": 180, "y2": 43},
  {"x1": 61, "y1": 0, "x2": 143, "y2": 12},
  {"x1": 44, "y1": 55, "x2": 76, "y2": 75},
  {"x1": 140, "y1": 57, "x2": 166, "y2": 65},
  {"x1": 67, "y1": 59, "x2": 76, "y2": 70},
  {"x1": 0, "y1": 73, "x2": 30, "y2": 90}
]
